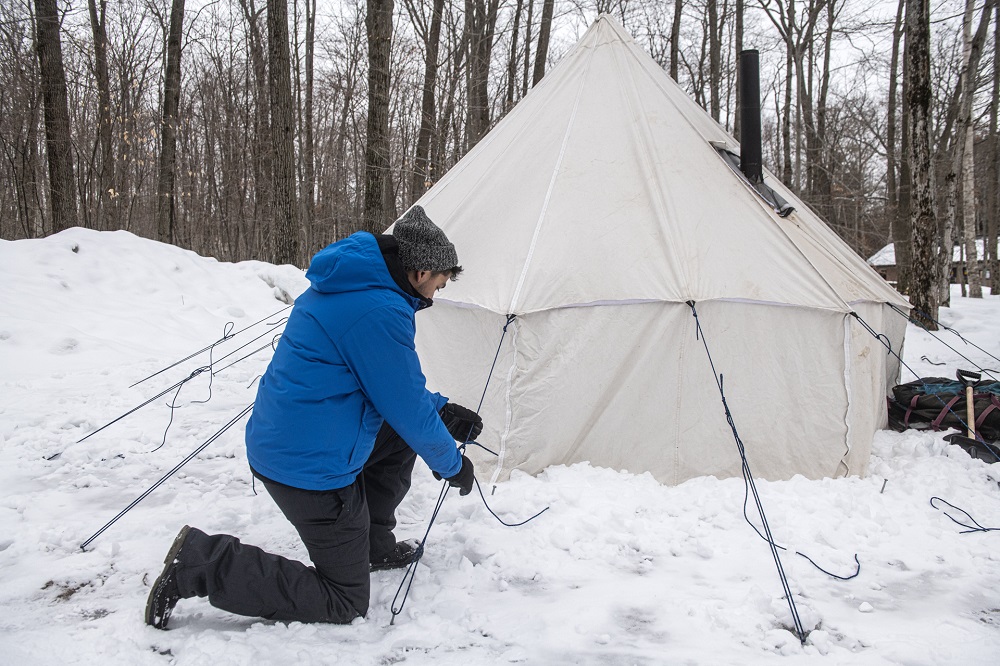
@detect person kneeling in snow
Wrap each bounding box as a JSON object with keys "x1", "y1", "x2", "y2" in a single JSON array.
[{"x1": 145, "y1": 206, "x2": 481, "y2": 629}]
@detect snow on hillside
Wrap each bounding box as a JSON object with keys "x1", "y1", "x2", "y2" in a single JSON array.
[{"x1": 1, "y1": 228, "x2": 999, "y2": 665}]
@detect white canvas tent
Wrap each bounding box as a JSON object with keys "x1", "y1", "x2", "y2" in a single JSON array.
[{"x1": 403, "y1": 16, "x2": 909, "y2": 486}]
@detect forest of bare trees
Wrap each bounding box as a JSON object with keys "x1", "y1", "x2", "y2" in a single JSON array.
[{"x1": 1, "y1": 0, "x2": 998, "y2": 320}]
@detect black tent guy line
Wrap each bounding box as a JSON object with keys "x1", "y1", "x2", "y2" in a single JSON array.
[
  {"x1": 208, "y1": 318, "x2": 289, "y2": 373},
  {"x1": 389, "y1": 312, "x2": 550, "y2": 625},
  {"x1": 851, "y1": 312, "x2": 1000, "y2": 466},
  {"x1": 212, "y1": 333, "x2": 284, "y2": 376},
  {"x1": 129, "y1": 304, "x2": 292, "y2": 388},
  {"x1": 52, "y1": 323, "x2": 284, "y2": 461},
  {"x1": 851, "y1": 312, "x2": 975, "y2": 433},
  {"x1": 887, "y1": 302, "x2": 1000, "y2": 382},
  {"x1": 685, "y1": 300, "x2": 807, "y2": 646},
  {"x1": 79, "y1": 402, "x2": 256, "y2": 551}
]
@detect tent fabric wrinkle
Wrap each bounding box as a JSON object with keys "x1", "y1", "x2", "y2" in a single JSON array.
[{"x1": 411, "y1": 15, "x2": 908, "y2": 485}]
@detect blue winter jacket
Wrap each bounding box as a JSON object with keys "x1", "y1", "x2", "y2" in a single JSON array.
[{"x1": 245, "y1": 232, "x2": 463, "y2": 490}]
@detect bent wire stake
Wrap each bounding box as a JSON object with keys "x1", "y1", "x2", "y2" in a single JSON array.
[{"x1": 79, "y1": 403, "x2": 254, "y2": 551}]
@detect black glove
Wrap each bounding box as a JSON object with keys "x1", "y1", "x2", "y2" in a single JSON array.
[
  {"x1": 439, "y1": 402, "x2": 483, "y2": 442},
  {"x1": 433, "y1": 454, "x2": 476, "y2": 496}
]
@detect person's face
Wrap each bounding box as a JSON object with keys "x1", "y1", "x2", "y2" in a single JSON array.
[{"x1": 408, "y1": 270, "x2": 451, "y2": 299}]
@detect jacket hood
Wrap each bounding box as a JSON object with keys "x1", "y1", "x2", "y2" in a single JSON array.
[{"x1": 305, "y1": 232, "x2": 427, "y2": 310}]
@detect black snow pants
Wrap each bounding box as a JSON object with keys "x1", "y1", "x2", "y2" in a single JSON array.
[{"x1": 173, "y1": 422, "x2": 417, "y2": 623}]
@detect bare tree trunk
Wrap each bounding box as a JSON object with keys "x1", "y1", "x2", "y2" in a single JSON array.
[
  {"x1": 782, "y1": 43, "x2": 793, "y2": 184},
  {"x1": 506, "y1": 0, "x2": 524, "y2": 111},
  {"x1": 239, "y1": 0, "x2": 273, "y2": 256},
  {"x1": 961, "y1": 0, "x2": 983, "y2": 298},
  {"x1": 888, "y1": 0, "x2": 910, "y2": 291},
  {"x1": 156, "y1": 0, "x2": 184, "y2": 245},
  {"x1": 906, "y1": 0, "x2": 939, "y2": 329},
  {"x1": 465, "y1": 0, "x2": 499, "y2": 148},
  {"x1": 734, "y1": 0, "x2": 743, "y2": 137},
  {"x1": 532, "y1": 0, "x2": 553, "y2": 86},
  {"x1": 708, "y1": 0, "x2": 720, "y2": 122},
  {"x1": 940, "y1": 0, "x2": 991, "y2": 303},
  {"x1": 522, "y1": 0, "x2": 534, "y2": 96},
  {"x1": 365, "y1": 0, "x2": 394, "y2": 234},
  {"x1": 812, "y1": 0, "x2": 835, "y2": 222},
  {"x1": 33, "y1": 0, "x2": 77, "y2": 233},
  {"x1": 671, "y1": 0, "x2": 681, "y2": 81},
  {"x1": 268, "y1": 0, "x2": 299, "y2": 264},
  {"x1": 303, "y1": 0, "x2": 316, "y2": 255},
  {"x1": 942, "y1": 157, "x2": 959, "y2": 305},
  {"x1": 411, "y1": 0, "x2": 445, "y2": 201},
  {"x1": 87, "y1": 0, "x2": 113, "y2": 230},
  {"x1": 992, "y1": 2, "x2": 1000, "y2": 294}
]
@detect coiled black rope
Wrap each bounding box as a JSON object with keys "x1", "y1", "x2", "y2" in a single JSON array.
[
  {"x1": 472, "y1": 476, "x2": 548, "y2": 527},
  {"x1": 888, "y1": 302, "x2": 1000, "y2": 381},
  {"x1": 687, "y1": 301, "x2": 807, "y2": 644},
  {"x1": 930, "y1": 497, "x2": 1000, "y2": 534}
]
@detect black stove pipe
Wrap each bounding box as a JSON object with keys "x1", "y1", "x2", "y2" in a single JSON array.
[{"x1": 738, "y1": 49, "x2": 763, "y2": 184}]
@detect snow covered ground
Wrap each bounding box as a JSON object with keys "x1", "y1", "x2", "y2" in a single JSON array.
[{"x1": 1, "y1": 228, "x2": 999, "y2": 665}]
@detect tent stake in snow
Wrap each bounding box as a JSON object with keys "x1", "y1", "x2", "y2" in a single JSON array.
[
  {"x1": 78, "y1": 403, "x2": 254, "y2": 551},
  {"x1": 687, "y1": 301, "x2": 807, "y2": 645}
]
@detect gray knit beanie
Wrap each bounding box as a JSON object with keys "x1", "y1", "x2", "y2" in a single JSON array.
[{"x1": 392, "y1": 206, "x2": 458, "y2": 272}]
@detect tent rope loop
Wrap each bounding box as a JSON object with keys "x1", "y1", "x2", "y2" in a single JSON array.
[
  {"x1": 687, "y1": 301, "x2": 808, "y2": 645},
  {"x1": 886, "y1": 302, "x2": 999, "y2": 381}
]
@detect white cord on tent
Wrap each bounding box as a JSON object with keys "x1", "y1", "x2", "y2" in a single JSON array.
[
  {"x1": 492, "y1": 315, "x2": 521, "y2": 489},
  {"x1": 839, "y1": 315, "x2": 855, "y2": 477}
]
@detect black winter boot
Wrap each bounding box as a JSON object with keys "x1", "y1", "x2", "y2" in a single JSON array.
[
  {"x1": 370, "y1": 539, "x2": 420, "y2": 572},
  {"x1": 145, "y1": 525, "x2": 192, "y2": 629}
]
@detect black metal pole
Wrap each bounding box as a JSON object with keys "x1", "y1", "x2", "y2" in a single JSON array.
[{"x1": 79, "y1": 403, "x2": 254, "y2": 550}]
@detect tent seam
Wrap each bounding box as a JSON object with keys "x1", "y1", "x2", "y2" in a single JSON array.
[
  {"x1": 612, "y1": 31, "x2": 689, "y2": 294},
  {"x1": 508, "y1": 40, "x2": 596, "y2": 314},
  {"x1": 436, "y1": 296, "x2": 856, "y2": 314}
]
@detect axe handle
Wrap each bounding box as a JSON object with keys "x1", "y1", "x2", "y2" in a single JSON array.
[{"x1": 966, "y1": 385, "x2": 975, "y2": 439}]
